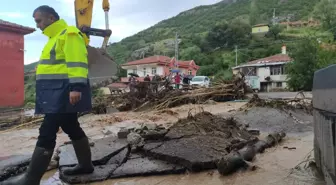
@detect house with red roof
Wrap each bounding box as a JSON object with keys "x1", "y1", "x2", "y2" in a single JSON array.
[
  {"x1": 120, "y1": 56, "x2": 200, "y2": 82},
  {"x1": 232, "y1": 45, "x2": 292, "y2": 92}
]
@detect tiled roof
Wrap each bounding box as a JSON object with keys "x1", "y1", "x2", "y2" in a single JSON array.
[
  {"x1": 122, "y1": 56, "x2": 200, "y2": 70},
  {"x1": 0, "y1": 19, "x2": 35, "y2": 34},
  {"x1": 122, "y1": 56, "x2": 171, "y2": 66},
  {"x1": 246, "y1": 54, "x2": 292, "y2": 65}
]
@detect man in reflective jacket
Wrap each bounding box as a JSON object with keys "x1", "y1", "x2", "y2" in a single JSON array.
[{"x1": 1, "y1": 5, "x2": 94, "y2": 185}]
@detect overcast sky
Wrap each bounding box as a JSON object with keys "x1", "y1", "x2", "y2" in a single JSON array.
[{"x1": 0, "y1": 0, "x2": 221, "y2": 64}]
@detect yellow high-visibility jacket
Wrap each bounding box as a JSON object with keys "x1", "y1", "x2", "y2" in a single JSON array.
[{"x1": 35, "y1": 19, "x2": 92, "y2": 114}]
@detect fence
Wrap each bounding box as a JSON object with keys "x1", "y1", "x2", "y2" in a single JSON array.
[{"x1": 313, "y1": 64, "x2": 336, "y2": 185}]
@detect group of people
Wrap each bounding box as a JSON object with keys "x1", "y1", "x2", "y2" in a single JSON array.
[{"x1": 128, "y1": 74, "x2": 161, "y2": 94}]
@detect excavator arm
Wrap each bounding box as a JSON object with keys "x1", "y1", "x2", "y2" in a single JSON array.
[
  {"x1": 73, "y1": 0, "x2": 118, "y2": 85},
  {"x1": 74, "y1": 0, "x2": 112, "y2": 49}
]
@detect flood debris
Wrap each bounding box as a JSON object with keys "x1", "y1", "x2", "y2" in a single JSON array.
[
  {"x1": 1, "y1": 112, "x2": 288, "y2": 184},
  {"x1": 92, "y1": 73, "x2": 249, "y2": 113},
  {"x1": 242, "y1": 94, "x2": 313, "y2": 114}
]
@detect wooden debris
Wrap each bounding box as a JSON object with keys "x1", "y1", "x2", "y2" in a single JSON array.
[{"x1": 92, "y1": 73, "x2": 249, "y2": 113}]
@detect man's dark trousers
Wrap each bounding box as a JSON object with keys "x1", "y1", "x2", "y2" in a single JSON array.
[{"x1": 37, "y1": 113, "x2": 86, "y2": 149}]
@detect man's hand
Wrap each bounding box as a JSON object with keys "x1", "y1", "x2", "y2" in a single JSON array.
[{"x1": 70, "y1": 91, "x2": 82, "y2": 105}]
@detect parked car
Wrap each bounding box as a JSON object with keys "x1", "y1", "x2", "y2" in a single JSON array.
[{"x1": 190, "y1": 76, "x2": 210, "y2": 88}]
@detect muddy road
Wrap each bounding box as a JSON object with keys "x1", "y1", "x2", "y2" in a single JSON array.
[{"x1": 0, "y1": 102, "x2": 325, "y2": 185}]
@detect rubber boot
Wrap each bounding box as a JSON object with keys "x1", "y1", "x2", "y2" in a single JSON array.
[
  {"x1": 62, "y1": 137, "x2": 94, "y2": 175},
  {"x1": 0, "y1": 147, "x2": 53, "y2": 185}
]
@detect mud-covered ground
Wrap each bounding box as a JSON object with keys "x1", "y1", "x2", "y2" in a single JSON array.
[{"x1": 0, "y1": 101, "x2": 324, "y2": 185}]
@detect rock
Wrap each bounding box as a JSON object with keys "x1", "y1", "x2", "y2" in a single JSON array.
[
  {"x1": 58, "y1": 137, "x2": 128, "y2": 167},
  {"x1": 117, "y1": 127, "x2": 130, "y2": 139},
  {"x1": 0, "y1": 155, "x2": 31, "y2": 181},
  {"x1": 141, "y1": 129, "x2": 168, "y2": 140},
  {"x1": 142, "y1": 123, "x2": 157, "y2": 131},
  {"x1": 110, "y1": 155, "x2": 186, "y2": 179},
  {"x1": 142, "y1": 136, "x2": 230, "y2": 172},
  {"x1": 127, "y1": 132, "x2": 143, "y2": 146}
]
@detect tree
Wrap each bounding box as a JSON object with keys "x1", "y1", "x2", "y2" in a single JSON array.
[
  {"x1": 286, "y1": 39, "x2": 336, "y2": 91},
  {"x1": 249, "y1": 0, "x2": 259, "y2": 25},
  {"x1": 207, "y1": 20, "x2": 251, "y2": 50},
  {"x1": 314, "y1": 0, "x2": 336, "y2": 40},
  {"x1": 266, "y1": 25, "x2": 284, "y2": 40},
  {"x1": 286, "y1": 39, "x2": 318, "y2": 91}
]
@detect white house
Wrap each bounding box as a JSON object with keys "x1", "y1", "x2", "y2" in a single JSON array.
[
  {"x1": 232, "y1": 46, "x2": 292, "y2": 92},
  {"x1": 120, "y1": 55, "x2": 200, "y2": 82}
]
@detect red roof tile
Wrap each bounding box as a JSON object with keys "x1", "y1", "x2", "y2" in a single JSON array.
[
  {"x1": 122, "y1": 56, "x2": 200, "y2": 70},
  {"x1": 122, "y1": 56, "x2": 171, "y2": 66},
  {"x1": 246, "y1": 54, "x2": 292, "y2": 65},
  {"x1": 0, "y1": 19, "x2": 35, "y2": 34}
]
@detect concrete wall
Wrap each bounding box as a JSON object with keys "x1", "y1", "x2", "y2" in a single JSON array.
[
  {"x1": 0, "y1": 31, "x2": 25, "y2": 107},
  {"x1": 313, "y1": 64, "x2": 336, "y2": 185}
]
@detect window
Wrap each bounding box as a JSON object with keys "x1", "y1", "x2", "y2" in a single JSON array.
[
  {"x1": 188, "y1": 70, "x2": 192, "y2": 75},
  {"x1": 143, "y1": 68, "x2": 146, "y2": 76},
  {"x1": 132, "y1": 69, "x2": 137, "y2": 74},
  {"x1": 276, "y1": 82, "x2": 282, "y2": 87},
  {"x1": 270, "y1": 65, "x2": 284, "y2": 75},
  {"x1": 151, "y1": 67, "x2": 157, "y2": 75}
]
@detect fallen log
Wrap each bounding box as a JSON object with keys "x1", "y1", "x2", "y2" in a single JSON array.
[{"x1": 217, "y1": 131, "x2": 286, "y2": 175}]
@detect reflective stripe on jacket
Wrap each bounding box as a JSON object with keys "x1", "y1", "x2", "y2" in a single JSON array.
[
  {"x1": 35, "y1": 19, "x2": 92, "y2": 114},
  {"x1": 36, "y1": 20, "x2": 88, "y2": 84}
]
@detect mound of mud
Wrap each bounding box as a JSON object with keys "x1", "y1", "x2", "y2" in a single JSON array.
[
  {"x1": 166, "y1": 111, "x2": 252, "y2": 140},
  {"x1": 142, "y1": 112, "x2": 257, "y2": 172}
]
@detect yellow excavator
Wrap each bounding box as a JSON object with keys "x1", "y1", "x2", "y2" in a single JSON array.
[{"x1": 74, "y1": 0, "x2": 118, "y2": 85}]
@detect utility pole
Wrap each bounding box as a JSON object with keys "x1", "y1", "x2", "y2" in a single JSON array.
[
  {"x1": 174, "y1": 32, "x2": 179, "y2": 68},
  {"x1": 235, "y1": 45, "x2": 238, "y2": 67},
  {"x1": 272, "y1": 8, "x2": 276, "y2": 25}
]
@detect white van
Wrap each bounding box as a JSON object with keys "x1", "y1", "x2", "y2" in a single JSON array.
[{"x1": 190, "y1": 76, "x2": 210, "y2": 88}]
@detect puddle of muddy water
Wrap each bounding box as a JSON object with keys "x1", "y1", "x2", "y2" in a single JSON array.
[{"x1": 41, "y1": 132, "x2": 325, "y2": 185}]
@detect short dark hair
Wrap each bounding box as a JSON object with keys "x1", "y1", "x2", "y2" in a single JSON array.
[{"x1": 33, "y1": 5, "x2": 60, "y2": 20}]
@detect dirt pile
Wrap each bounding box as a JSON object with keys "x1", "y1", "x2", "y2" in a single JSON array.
[{"x1": 92, "y1": 73, "x2": 249, "y2": 113}]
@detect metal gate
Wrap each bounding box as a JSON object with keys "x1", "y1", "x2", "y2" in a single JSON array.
[{"x1": 313, "y1": 64, "x2": 336, "y2": 185}]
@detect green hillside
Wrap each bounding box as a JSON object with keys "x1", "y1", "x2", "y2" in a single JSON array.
[
  {"x1": 24, "y1": 62, "x2": 38, "y2": 72},
  {"x1": 105, "y1": 0, "x2": 329, "y2": 78}
]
